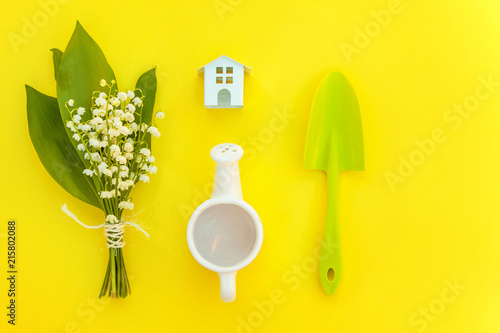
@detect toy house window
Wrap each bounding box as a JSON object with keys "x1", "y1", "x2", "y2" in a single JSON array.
[
  {"x1": 216, "y1": 77, "x2": 223, "y2": 84},
  {"x1": 226, "y1": 67, "x2": 233, "y2": 74},
  {"x1": 226, "y1": 77, "x2": 233, "y2": 84},
  {"x1": 216, "y1": 67, "x2": 223, "y2": 74}
]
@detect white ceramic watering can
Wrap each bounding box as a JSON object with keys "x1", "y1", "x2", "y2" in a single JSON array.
[{"x1": 187, "y1": 143, "x2": 263, "y2": 302}]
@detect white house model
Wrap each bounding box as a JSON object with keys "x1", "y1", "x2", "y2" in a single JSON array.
[{"x1": 197, "y1": 55, "x2": 251, "y2": 108}]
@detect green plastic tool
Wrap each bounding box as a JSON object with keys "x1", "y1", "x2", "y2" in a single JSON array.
[{"x1": 304, "y1": 71, "x2": 365, "y2": 295}]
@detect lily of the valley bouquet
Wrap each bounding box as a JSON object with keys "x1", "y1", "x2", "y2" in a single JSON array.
[{"x1": 26, "y1": 22, "x2": 161, "y2": 298}]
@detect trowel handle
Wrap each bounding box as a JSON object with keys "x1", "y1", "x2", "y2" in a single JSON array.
[{"x1": 319, "y1": 165, "x2": 342, "y2": 295}]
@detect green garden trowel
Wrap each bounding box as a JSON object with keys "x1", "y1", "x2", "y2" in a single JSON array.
[{"x1": 304, "y1": 71, "x2": 364, "y2": 295}]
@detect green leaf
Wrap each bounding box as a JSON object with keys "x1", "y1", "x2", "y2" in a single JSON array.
[
  {"x1": 56, "y1": 21, "x2": 116, "y2": 158},
  {"x1": 134, "y1": 68, "x2": 157, "y2": 149},
  {"x1": 50, "y1": 48, "x2": 63, "y2": 81},
  {"x1": 26, "y1": 85, "x2": 103, "y2": 210}
]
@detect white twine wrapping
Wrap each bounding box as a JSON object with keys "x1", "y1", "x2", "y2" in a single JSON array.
[{"x1": 61, "y1": 203, "x2": 150, "y2": 248}]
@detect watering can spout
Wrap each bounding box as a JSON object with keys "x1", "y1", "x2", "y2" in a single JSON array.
[{"x1": 210, "y1": 143, "x2": 244, "y2": 200}]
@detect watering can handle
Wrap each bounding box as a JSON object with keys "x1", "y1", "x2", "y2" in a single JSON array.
[{"x1": 219, "y1": 272, "x2": 237, "y2": 302}]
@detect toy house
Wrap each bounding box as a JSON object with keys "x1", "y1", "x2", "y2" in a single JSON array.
[{"x1": 197, "y1": 55, "x2": 251, "y2": 108}]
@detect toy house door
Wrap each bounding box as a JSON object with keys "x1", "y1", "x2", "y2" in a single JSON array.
[{"x1": 217, "y1": 89, "x2": 231, "y2": 107}]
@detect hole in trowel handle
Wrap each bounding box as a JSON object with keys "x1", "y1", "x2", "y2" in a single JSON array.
[{"x1": 327, "y1": 268, "x2": 334, "y2": 281}]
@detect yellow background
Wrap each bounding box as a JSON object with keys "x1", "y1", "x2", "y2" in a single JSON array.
[{"x1": 1, "y1": 0, "x2": 500, "y2": 332}]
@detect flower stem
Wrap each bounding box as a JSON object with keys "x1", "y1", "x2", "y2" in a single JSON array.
[
  {"x1": 110, "y1": 249, "x2": 116, "y2": 297},
  {"x1": 99, "y1": 247, "x2": 130, "y2": 298}
]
